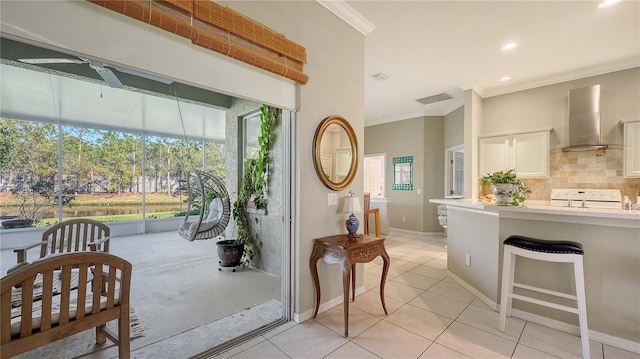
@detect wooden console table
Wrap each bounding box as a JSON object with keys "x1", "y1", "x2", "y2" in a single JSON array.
[{"x1": 310, "y1": 234, "x2": 390, "y2": 337}]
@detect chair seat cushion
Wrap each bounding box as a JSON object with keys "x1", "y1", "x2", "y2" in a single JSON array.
[{"x1": 504, "y1": 235, "x2": 584, "y2": 255}]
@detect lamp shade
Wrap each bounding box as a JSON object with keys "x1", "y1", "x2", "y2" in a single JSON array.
[{"x1": 342, "y1": 196, "x2": 362, "y2": 214}]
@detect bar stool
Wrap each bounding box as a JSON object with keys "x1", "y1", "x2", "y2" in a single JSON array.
[{"x1": 499, "y1": 235, "x2": 590, "y2": 359}]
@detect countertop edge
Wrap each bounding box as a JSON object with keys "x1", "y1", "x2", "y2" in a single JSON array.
[{"x1": 429, "y1": 198, "x2": 640, "y2": 229}]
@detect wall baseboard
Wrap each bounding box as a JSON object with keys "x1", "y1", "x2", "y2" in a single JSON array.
[
  {"x1": 447, "y1": 270, "x2": 498, "y2": 311},
  {"x1": 389, "y1": 228, "x2": 445, "y2": 236},
  {"x1": 296, "y1": 285, "x2": 366, "y2": 323},
  {"x1": 448, "y1": 271, "x2": 640, "y2": 354}
]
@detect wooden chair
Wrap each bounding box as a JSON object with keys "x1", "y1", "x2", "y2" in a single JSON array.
[
  {"x1": 1, "y1": 252, "x2": 132, "y2": 358},
  {"x1": 363, "y1": 193, "x2": 380, "y2": 236},
  {"x1": 13, "y1": 219, "x2": 110, "y2": 265}
]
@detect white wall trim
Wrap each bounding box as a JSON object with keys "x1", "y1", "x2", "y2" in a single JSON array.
[
  {"x1": 295, "y1": 285, "x2": 365, "y2": 323},
  {"x1": 315, "y1": 0, "x2": 376, "y2": 35},
  {"x1": 389, "y1": 228, "x2": 445, "y2": 236},
  {"x1": 448, "y1": 270, "x2": 640, "y2": 354},
  {"x1": 447, "y1": 270, "x2": 498, "y2": 311}
]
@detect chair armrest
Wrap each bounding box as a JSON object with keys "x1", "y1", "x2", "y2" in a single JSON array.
[
  {"x1": 13, "y1": 240, "x2": 48, "y2": 263},
  {"x1": 87, "y1": 236, "x2": 110, "y2": 251}
]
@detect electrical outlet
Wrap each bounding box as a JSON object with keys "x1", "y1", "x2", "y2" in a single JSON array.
[
  {"x1": 328, "y1": 193, "x2": 337, "y2": 206},
  {"x1": 402, "y1": 216, "x2": 406, "y2": 222},
  {"x1": 465, "y1": 254, "x2": 471, "y2": 266}
]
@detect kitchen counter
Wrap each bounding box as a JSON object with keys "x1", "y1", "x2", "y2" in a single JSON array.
[
  {"x1": 429, "y1": 197, "x2": 640, "y2": 352},
  {"x1": 429, "y1": 198, "x2": 640, "y2": 229}
]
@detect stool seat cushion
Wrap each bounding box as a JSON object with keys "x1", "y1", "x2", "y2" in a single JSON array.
[{"x1": 504, "y1": 235, "x2": 583, "y2": 255}]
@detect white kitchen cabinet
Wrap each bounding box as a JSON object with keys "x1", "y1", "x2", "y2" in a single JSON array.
[
  {"x1": 479, "y1": 130, "x2": 549, "y2": 178},
  {"x1": 623, "y1": 120, "x2": 640, "y2": 178}
]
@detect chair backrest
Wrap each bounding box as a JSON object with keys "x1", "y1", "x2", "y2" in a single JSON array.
[
  {"x1": 363, "y1": 193, "x2": 371, "y2": 235},
  {"x1": 40, "y1": 219, "x2": 110, "y2": 259}
]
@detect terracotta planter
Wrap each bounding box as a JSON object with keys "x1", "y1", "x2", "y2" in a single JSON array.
[{"x1": 216, "y1": 240, "x2": 244, "y2": 268}]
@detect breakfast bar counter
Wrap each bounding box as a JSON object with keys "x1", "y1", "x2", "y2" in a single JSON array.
[{"x1": 429, "y1": 198, "x2": 640, "y2": 352}]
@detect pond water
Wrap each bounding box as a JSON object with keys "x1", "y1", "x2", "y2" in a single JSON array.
[{"x1": 1, "y1": 203, "x2": 183, "y2": 218}]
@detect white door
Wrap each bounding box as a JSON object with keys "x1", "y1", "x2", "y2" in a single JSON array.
[{"x1": 364, "y1": 154, "x2": 385, "y2": 198}]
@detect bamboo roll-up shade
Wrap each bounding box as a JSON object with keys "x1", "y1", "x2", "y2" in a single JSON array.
[{"x1": 87, "y1": 0, "x2": 308, "y2": 84}]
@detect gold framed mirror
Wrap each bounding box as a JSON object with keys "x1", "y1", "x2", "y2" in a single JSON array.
[{"x1": 313, "y1": 115, "x2": 358, "y2": 191}]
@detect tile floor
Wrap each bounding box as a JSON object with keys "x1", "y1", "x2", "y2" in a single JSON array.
[{"x1": 213, "y1": 231, "x2": 639, "y2": 359}]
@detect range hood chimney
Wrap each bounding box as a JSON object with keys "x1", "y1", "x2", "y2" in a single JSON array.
[{"x1": 562, "y1": 84, "x2": 608, "y2": 152}]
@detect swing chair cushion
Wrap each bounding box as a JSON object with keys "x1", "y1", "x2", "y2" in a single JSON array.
[{"x1": 179, "y1": 198, "x2": 224, "y2": 237}]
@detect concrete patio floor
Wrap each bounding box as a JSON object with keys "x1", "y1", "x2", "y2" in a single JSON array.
[{"x1": 1, "y1": 231, "x2": 282, "y2": 358}]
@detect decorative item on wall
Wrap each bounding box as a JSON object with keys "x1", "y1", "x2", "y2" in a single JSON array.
[
  {"x1": 342, "y1": 191, "x2": 362, "y2": 238},
  {"x1": 392, "y1": 156, "x2": 413, "y2": 190},
  {"x1": 312, "y1": 115, "x2": 359, "y2": 191}
]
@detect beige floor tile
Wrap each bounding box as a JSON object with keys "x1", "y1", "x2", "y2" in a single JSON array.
[
  {"x1": 324, "y1": 342, "x2": 381, "y2": 358},
  {"x1": 315, "y1": 304, "x2": 381, "y2": 337},
  {"x1": 353, "y1": 290, "x2": 405, "y2": 317},
  {"x1": 228, "y1": 340, "x2": 290, "y2": 359},
  {"x1": 384, "y1": 303, "x2": 453, "y2": 341},
  {"x1": 512, "y1": 344, "x2": 560, "y2": 358},
  {"x1": 456, "y1": 304, "x2": 525, "y2": 342},
  {"x1": 427, "y1": 280, "x2": 475, "y2": 303},
  {"x1": 409, "y1": 291, "x2": 470, "y2": 319},
  {"x1": 436, "y1": 322, "x2": 517, "y2": 359},
  {"x1": 386, "y1": 258, "x2": 420, "y2": 272},
  {"x1": 424, "y1": 255, "x2": 448, "y2": 269},
  {"x1": 603, "y1": 344, "x2": 640, "y2": 359},
  {"x1": 409, "y1": 265, "x2": 448, "y2": 280},
  {"x1": 418, "y1": 343, "x2": 471, "y2": 358},
  {"x1": 268, "y1": 320, "x2": 348, "y2": 358},
  {"x1": 364, "y1": 271, "x2": 382, "y2": 291},
  {"x1": 352, "y1": 320, "x2": 433, "y2": 359},
  {"x1": 398, "y1": 250, "x2": 443, "y2": 265},
  {"x1": 373, "y1": 279, "x2": 425, "y2": 302},
  {"x1": 391, "y1": 271, "x2": 440, "y2": 291},
  {"x1": 518, "y1": 322, "x2": 603, "y2": 359}
]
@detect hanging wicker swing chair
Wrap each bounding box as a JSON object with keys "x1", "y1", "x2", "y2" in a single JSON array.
[{"x1": 178, "y1": 169, "x2": 231, "y2": 241}]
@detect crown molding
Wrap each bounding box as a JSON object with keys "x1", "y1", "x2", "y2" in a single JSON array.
[
  {"x1": 316, "y1": 0, "x2": 376, "y2": 35},
  {"x1": 481, "y1": 57, "x2": 639, "y2": 98}
]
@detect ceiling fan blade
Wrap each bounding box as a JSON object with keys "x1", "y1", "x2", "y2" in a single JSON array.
[
  {"x1": 114, "y1": 66, "x2": 173, "y2": 85},
  {"x1": 18, "y1": 58, "x2": 86, "y2": 64},
  {"x1": 89, "y1": 60, "x2": 124, "y2": 88}
]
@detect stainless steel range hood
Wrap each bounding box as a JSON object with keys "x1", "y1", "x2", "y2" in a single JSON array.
[{"x1": 562, "y1": 84, "x2": 608, "y2": 152}]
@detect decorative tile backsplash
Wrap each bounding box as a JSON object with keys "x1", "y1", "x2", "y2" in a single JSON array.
[{"x1": 480, "y1": 149, "x2": 640, "y2": 203}]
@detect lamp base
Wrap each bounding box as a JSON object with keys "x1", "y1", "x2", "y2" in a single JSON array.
[{"x1": 345, "y1": 213, "x2": 359, "y2": 237}]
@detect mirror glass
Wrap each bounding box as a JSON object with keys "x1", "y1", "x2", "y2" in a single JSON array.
[{"x1": 313, "y1": 116, "x2": 358, "y2": 191}]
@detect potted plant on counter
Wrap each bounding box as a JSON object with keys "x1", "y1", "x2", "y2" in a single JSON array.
[{"x1": 482, "y1": 169, "x2": 531, "y2": 207}]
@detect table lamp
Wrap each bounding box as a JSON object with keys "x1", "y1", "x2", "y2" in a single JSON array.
[{"x1": 342, "y1": 192, "x2": 362, "y2": 237}]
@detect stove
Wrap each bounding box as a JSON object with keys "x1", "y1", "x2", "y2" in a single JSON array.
[{"x1": 550, "y1": 189, "x2": 622, "y2": 209}]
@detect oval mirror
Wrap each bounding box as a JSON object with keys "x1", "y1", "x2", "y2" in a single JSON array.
[{"x1": 312, "y1": 115, "x2": 358, "y2": 191}]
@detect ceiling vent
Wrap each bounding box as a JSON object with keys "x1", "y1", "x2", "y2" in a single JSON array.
[
  {"x1": 416, "y1": 92, "x2": 452, "y2": 105},
  {"x1": 371, "y1": 72, "x2": 389, "y2": 81}
]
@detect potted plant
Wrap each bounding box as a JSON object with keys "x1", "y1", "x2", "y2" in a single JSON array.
[
  {"x1": 2, "y1": 178, "x2": 76, "y2": 229},
  {"x1": 481, "y1": 169, "x2": 531, "y2": 207},
  {"x1": 219, "y1": 105, "x2": 279, "y2": 268}
]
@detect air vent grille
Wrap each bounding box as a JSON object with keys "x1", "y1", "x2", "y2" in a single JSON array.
[
  {"x1": 371, "y1": 72, "x2": 389, "y2": 81},
  {"x1": 416, "y1": 92, "x2": 452, "y2": 105}
]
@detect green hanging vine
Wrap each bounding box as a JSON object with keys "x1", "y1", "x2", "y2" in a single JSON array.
[{"x1": 232, "y1": 105, "x2": 280, "y2": 263}]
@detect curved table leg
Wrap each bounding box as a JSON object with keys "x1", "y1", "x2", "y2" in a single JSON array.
[
  {"x1": 343, "y1": 261, "x2": 351, "y2": 337},
  {"x1": 351, "y1": 264, "x2": 356, "y2": 302},
  {"x1": 379, "y1": 247, "x2": 390, "y2": 315},
  {"x1": 310, "y1": 247, "x2": 322, "y2": 318}
]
